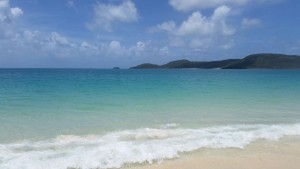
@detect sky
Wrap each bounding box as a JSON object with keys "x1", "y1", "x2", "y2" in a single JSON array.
[{"x1": 0, "y1": 0, "x2": 300, "y2": 68}]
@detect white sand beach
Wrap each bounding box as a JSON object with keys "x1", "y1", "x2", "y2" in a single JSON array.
[{"x1": 128, "y1": 137, "x2": 300, "y2": 169}]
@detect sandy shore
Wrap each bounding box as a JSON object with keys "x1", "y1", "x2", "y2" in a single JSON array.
[{"x1": 126, "y1": 137, "x2": 300, "y2": 169}]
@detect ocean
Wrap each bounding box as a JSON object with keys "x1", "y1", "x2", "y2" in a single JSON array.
[{"x1": 0, "y1": 69, "x2": 300, "y2": 169}]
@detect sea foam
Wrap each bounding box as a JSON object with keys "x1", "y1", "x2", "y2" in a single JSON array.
[{"x1": 0, "y1": 123, "x2": 300, "y2": 169}]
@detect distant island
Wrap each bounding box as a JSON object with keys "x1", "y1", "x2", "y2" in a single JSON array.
[{"x1": 130, "y1": 54, "x2": 300, "y2": 69}]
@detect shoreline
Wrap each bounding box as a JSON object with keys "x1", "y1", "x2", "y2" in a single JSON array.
[
  {"x1": 126, "y1": 137, "x2": 300, "y2": 169},
  {"x1": 1, "y1": 125, "x2": 300, "y2": 169}
]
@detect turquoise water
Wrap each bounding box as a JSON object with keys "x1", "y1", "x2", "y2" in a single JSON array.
[{"x1": 0, "y1": 69, "x2": 300, "y2": 169}]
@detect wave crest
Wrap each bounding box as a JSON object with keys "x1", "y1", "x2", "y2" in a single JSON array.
[{"x1": 1, "y1": 123, "x2": 300, "y2": 169}]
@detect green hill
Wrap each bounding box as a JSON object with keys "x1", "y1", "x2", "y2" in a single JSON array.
[
  {"x1": 160, "y1": 59, "x2": 240, "y2": 69},
  {"x1": 130, "y1": 53, "x2": 300, "y2": 69},
  {"x1": 223, "y1": 54, "x2": 300, "y2": 69},
  {"x1": 131, "y1": 63, "x2": 160, "y2": 69}
]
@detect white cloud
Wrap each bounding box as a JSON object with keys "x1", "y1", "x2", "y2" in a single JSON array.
[
  {"x1": 107, "y1": 40, "x2": 152, "y2": 57},
  {"x1": 88, "y1": 0, "x2": 139, "y2": 31},
  {"x1": 153, "y1": 6, "x2": 235, "y2": 51},
  {"x1": 49, "y1": 32, "x2": 70, "y2": 46},
  {"x1": 44, "y1": 32, "x2": 77, "y2": 54},
  {"x1": 176, "y1": 12, "x2": 213, "y2": 36},
  {"x1": 211, "y1": 4, "x2": 231, "y2": 21},
  {"x1": 241, "y1": 18, "x2": 261, "y2": 28},
  {"x1": 23, "y1": 30, "x2": 40, "y2": 42},
  {"x1": 156, "y1": 21, "x2": 176, "y2": 32},
  {"x1": 0, "y1": 0, "x2": 23, "y2": 40},
  {"x1": 168, "y1": 0, "x2": 279, "y2": 11},
  {"x1": 0, "y1": 0, "x2": 9, "y2": 8},
  {"x1": 80, "y1": 41, "x2": 97, "y2": 50},
  {"x1": 10, "y1": 7, "x2": 23, "y2": 18},
  {"x1": 0, "y1": 0, "x2": 23, "y2": 22},
  {"x1": 109, "y1": 41, "x2": 122, "y2": 50},
  {"x1": 130, "y1": 41, "x2": 145, "y2": 52},
  {"x1": 129, "y1": 41, "x2": 152, "y2": 56},
  {"x1": 156, "y1": 6, "x2": 235, "y2": 37},
  {"x1": 1, "y1": 26, "x2": 166, "y2": 61},
  {"x1": 169, "y1": 0, "x2": 249, "y2": 11}
]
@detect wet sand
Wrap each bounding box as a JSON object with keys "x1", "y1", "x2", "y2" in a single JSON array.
[{"x1": 127, "y1": 137, "x2": 300, "y2": 169}]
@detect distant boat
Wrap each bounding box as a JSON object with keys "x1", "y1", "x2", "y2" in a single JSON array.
[{"x1": 113, "y1": 67, "x2": 120, "y2": 69}]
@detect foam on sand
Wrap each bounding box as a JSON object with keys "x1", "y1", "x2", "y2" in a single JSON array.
[{"x1": 1, "y1": 123, "x2": 300, "y2": 169}]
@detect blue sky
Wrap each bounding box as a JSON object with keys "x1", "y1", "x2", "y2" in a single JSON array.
[{"x1": 0, "y1": 0, "x2": 300, "y2": 68}]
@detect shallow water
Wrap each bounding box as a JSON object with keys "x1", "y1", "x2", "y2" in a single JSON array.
[{"x1": 0, "y1": 69, "x2": 300, "y2": 168}]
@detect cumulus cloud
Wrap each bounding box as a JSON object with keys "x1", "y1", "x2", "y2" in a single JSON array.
[
  {"x1": 156, "y1": 6, "x2": 235, "y2": 37},
  {"x1": 1, "y1": 25, "x2": 167, "y2": 62},
  {"x1": 0, "y1": 0, "x2": 9, "y2": 8},
  {"x1": 169, "y1": 0, "x2": 279, "y2": 11},
  {"x1": 45, "y1": 32, "x2": 78, "y2": 51},
  {"x1": 0, "y1": 0, "x2": 162, "y2": 63},
  {"x1": 10, "y1": 7, "x2": 23, "y2": 18},
  {"x1": 80, "y1": 41, "x2": 97, "y2": 50},
  {"x1": 6, "y1": 30, "x2": 78, "y2": 58},
  {"x1": 0, "y1": 0, "x2": 23, "y2": 39},
  {"x1": 153, "y1": 6, "x2": 235, "y2": 51},
  {"x1": 156, "y1": 21, "x2": 176, "y2": 32},
  {"x1": 50, "y1": 32, "x2": 70, "y2": 45},
  {"x1": 108, "y1": 40, "x2": 125, "y2": 55},
  {"x1": 129, "y1": 41, "x2": 153, "y2": 56},
  {"x1": 23, "y1": 30, "x2": 40, "y2": 43},
  {"x1": 169, "y1": 0, "x2": 249, "y2": 11},
  {"x1": 241, "y1": 18, "x2": 261, "y2": 28},
  {"x1": 0, "y1": 0, "x2": 23, "y2": 22},
  {"x1": 105, "y1": 40, "x2": 155, "y2": 57},
  {"x1": 0, "y1": 0, "x2": 10, "y2": 22},
  {"x1": 87, "y1": 0, "x2": 139, "y2": 31}
]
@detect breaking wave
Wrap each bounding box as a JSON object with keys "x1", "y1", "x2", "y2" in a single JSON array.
[{"x1": 1, "y1": 123, "x2": 300, "y2": 169}]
